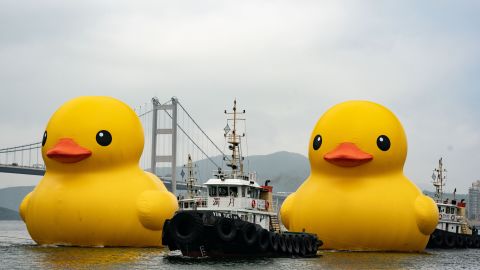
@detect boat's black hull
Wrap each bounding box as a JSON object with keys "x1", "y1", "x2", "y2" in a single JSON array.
[
  {"x1": 427, "y1": 229, "x2": 480, "y2": 249},
  {"x1": 162, "y1": 211, "x2": 322, "y2": 258}
]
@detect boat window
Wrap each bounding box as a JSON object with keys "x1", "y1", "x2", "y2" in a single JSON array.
[
  {"x1": 242, "y1": 187, "x2": 246, "y2": 197},
  {"x1": 252, "y1": 189, "x2": 259, "y2": 199},
  {"x1": 209, "y1": 186, "x2": 218, "y2": 197},
  {"x1": 246, "y1": 187, "x2": 251, "y2": 198},
  {"x1": 229, "y1": 187, "x2": 238, "y2": 197},
  {"x1": 218, "y1": 186, "x2": 228, "y2": 197}
]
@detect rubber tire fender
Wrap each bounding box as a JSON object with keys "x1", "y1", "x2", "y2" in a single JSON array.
[
  {"x1": 432, "y1": 230, "x2": 444, "y2": 248},
  {"x1": 466, "y1": 236, "x2": 474, "y2": 248},
  {"x1": 456, "y1": 235, "x2": 465, "y2": 248},
  {"x1": 170, "y1": 212, "x2": 204, "y2": 246},
  {"x1": 162, "y1": 220, "x2": 179, "y2": 250},
  {"x1": 202, "y1": 212, "x2": 217, "y2": 226},
  {"x1": 444, "y1": 233, "x2": 456, "y2": 248},
  {"x1": 292, "y1": 235, "x2": 301, "y2": 254},
  {"x1": 474, "y1": 237, "x2": 480, "y2": 248},
  {"x1": 241, "y1": 223, "x2": 258, "y2": 246},
  {"x1": 304, "y1": 236, "x2": 313, "y2": 253},
  {"x1": 297, "y1": 236, "x2": 307, "y2": 257},
  {"x1": 216, "y1": 217, "x2": 237, "y2": 242},
  {"x1": 279, "y1": 234, "x2": 287, "y2": 253},
  {"x1": 257, "y1": 229, "x2": 270, "y2": 252},
  {"x1": 285, "y1": 234, "x2": 293, "y2": 254}
]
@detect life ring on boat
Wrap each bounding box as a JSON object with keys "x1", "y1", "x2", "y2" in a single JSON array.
[
  {"x1": 251, "y1": 200, "x2": 256, "y2": 208},
  {"x1": 265, "y1": 201, "x2": 270, "y2": 210}
]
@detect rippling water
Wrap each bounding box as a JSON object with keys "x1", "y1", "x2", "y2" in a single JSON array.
[{"x1": 1, "y1": 221, "x2": 479, "y2": 269}]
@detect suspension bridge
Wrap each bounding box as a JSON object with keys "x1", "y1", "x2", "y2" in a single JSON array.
[{"x1": 0, "y1": 97, "x2": 288, "y2": 200}]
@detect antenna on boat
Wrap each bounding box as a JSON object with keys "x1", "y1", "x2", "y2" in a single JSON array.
[
  {"x1": 224, "y1": 99, "x2": 246, "y2": 178},
  {"x1": 432, "y1": 157, "x2": 446, "y2": 202},
  {"x1": 184, "y1": 154, "x2": 197, "y2": 198}
]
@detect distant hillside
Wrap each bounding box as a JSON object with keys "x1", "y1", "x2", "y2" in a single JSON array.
[
  {"x1": 423, "y1": 190, "x2": 468, "y2": 202},
  {"x1": 0, "y1": 152, "x2": 308, "y2": 212},
  {"x1": 0, "y1": 206, "x2": 21, "y2": 220},
  {"x1": 0, "y1": 186, "x2": 34, "y2": 211},
  {"x1": 156, "y1": 151, "x2": 309, "y2": 192}
]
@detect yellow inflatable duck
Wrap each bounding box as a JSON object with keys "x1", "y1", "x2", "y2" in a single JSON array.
[
  {"x1": 280, "y1": 101, "x2": 438, "y2": 252},
  {"x1": 19, "y1": 96, "x2": 178, "y2": 247}
]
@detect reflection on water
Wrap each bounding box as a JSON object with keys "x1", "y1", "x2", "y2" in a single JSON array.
[
  {"x1": 29, "y1": 246, "x2": 163, "y2": 269},
  {"x1": 318, "y1": 251, "x2": 426, "y2": 270},
  {"x1": 2, "y1": 221, "x2": 480, "y2": 270}
]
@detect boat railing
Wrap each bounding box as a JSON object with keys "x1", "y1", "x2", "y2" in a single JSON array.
[{"x1": 211, "y1": 170, "x2": 257, "y2": 182}]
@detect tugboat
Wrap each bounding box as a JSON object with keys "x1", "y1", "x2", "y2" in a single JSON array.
[
  {"x1": 427, "y1": 158, "x2": 480, "y2": 248},
  {"x1": 162, "y1": 100, "x2": 322, "y2": 257}
]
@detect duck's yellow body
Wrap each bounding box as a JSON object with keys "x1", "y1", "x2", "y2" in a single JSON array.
[
  {"x1": 19, "y1": 96, "x2": 178, "y2": 247},
  {"x1": 280, "y1": 101, "x2": 438, "y2": 252}
]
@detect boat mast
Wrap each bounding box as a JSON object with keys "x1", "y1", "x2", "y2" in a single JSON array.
[
  {"x1": 432, "y1": 157, "x2": 446, "y2": 202},
  {"x1": 185, "y1": 154, "x2": 197, "y2": 198},
  {"x1": 224, "y1": 100, "x2": 245, "y2": 178}
]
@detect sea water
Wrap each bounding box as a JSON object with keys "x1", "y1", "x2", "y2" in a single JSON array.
[{"x1": 1, "y1": 220, "x2": 479, "y2": 270}]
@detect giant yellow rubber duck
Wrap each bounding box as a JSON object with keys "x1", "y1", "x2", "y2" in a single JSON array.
[
  {"x1": 280, "y1": 101, "x2": 438, "y2": 252},
  {"x1": 19, "y1": 96, "x2": 178, "y2": 247}
]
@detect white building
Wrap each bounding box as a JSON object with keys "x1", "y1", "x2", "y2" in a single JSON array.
[{"x1": 468, "y1": 180, "x2": 480, "y2": 220}]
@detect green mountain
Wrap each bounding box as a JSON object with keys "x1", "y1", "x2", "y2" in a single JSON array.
[
  {"x1": 0, "y1": 206, "x2": 21, "y2": 220},
  {"x1": 0, "y1": 152, "x2": 309, "y2": 215},
  {"x1": 423, "y1": 190, "x2": 468, "y2": 202},
  {"x1": 0, "y1": 186, "x2": 34, "y2": 211},
  {"x1": 156, "y1": 151, "x2": 310, "y2": 192}
]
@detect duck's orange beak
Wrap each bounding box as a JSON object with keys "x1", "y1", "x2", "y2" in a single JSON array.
[
  {"x1": 46, "y1": 138, "x2": 92, "y2": 163},
  {"x1": 324, "y1": 142, "x2": 373, "y2": 167}
]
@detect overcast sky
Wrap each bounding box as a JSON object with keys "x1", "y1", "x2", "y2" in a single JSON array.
[{"x1": 0, "y1": 1, "x2": 479, "y2": 193}]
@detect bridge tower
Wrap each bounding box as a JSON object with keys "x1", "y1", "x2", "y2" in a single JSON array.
[{"x1": 150, "y1": 97, "x2": 178, "y2": 195}]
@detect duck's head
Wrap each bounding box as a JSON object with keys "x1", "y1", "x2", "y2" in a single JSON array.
[
  {"x1": 309, "y1": 101, "x2": 407, "y2": 176},
  {"x1": 42, "y1": 96, "x2": 144, "y2": 173}
]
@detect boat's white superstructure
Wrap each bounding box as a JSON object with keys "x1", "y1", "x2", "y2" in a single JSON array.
[
  {"x1": 177, "y1": 100, "x2": 279, "y2": 232},
  {"x1": 427, "y1": 158, "x2": 480, "y2": 248},
  {"x1": 431, "y1": 158, "x2": 471, "y2": 235}
]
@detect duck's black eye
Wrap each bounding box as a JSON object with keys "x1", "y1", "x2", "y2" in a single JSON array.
[
  {"x1": 313, "y1": 135, "x2": 322, "y2": 150},
  {"x1": 96, "y1": 130, "x2": 112, "y2": 146},
  {"x1": 42, "y1": 131, "x2": 47, "y2": 146},
  {"x1": 376, "y1": 135, "x2": 390, "y2": 151}
]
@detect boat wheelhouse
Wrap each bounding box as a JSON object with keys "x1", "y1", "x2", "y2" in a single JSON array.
[
  {"x1": 427, "y1": 158, "x2": 480, "y2": 248},
  {"x1": 162, "y1": 100, "x2": 321, "y2": 257}
]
